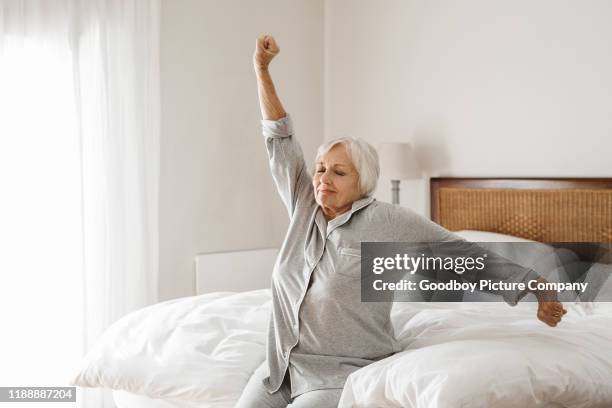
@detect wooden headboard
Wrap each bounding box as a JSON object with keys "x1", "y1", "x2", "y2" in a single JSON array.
[{"x1": 430, "y1": 178, "x2": 612, "y2": 242}]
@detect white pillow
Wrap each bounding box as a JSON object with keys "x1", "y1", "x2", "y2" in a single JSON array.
[
  {"x1": 70, "y1": 290, "x2": 271, "y2": 404},
  {"x1": 455, "y1": 229, "x2": 571, "y2": 280},
  {"x1": 454, "y1": 229, "x2": 535, "y2": 243}
]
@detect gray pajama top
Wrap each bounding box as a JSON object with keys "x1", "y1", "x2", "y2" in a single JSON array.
[{"x1": 260, "y1": 114, "x2": 539, "y2": 398}]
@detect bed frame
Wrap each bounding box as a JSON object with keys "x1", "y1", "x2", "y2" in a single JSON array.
[
  {"x1": 195, "y1": 247, "x2": 278, "y2": 295},
  {"x1": 431, "y1": 177, "x2": 612, "y2": 243}
]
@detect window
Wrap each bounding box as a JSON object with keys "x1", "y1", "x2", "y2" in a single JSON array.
[{"x1": 0, "y1": 33, "x2": 83, "y2": 395}]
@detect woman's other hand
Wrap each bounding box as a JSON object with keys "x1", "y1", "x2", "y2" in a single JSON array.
[
  {"x1": 254, "y1": 35, "x2": 280, "y2": 71},
  {"x1": 533, "y1": 277, "x2": 567, "y2": 327}
]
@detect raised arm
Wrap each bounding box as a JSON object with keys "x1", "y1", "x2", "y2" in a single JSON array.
[
  {"x1": 253, "y1": 35, "x2": 286, "y2": 120},
  {"x1": 253, "y1": 35, "x2": 314, "y2": 217}
]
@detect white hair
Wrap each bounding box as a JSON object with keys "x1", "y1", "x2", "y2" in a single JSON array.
[{"x1": 315, "y1": 137, "x2": 380, "y2": 197}]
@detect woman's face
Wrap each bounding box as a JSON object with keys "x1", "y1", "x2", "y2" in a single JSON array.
[{"x1": 313, "y1": 144, "x2": 361, "y2": 214}]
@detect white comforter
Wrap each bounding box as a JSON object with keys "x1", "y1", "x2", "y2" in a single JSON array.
[
  {"x1": 71, "y1": 291, "x2": 612, "y2": 408},
  {"x1": 71, "y1": 290, "x2": 271, "y2": 407},
  {"x1": 343, "y1": 301, "x2": 612, "y2": 407}
]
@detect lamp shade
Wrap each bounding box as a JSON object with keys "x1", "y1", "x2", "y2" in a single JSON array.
[{"x1": 378, "y1": 142, "x2": 421, "y2": 180}]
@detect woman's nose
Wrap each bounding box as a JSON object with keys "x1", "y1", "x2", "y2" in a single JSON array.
[{"x1": 320, "y1": 170, "x2": 331, "y2": 184}]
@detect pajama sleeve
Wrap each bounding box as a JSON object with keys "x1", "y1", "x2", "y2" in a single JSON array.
[
  {"x1": 261, "y1": 114, "x2": 315, "y2": 218},
  {"x1": 391, "y1": 206, "x2": 541, "y2": 306}
]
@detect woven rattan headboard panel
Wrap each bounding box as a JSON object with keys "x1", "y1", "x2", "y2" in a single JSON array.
[{"x1": 430, "y1": 178, "x2": 612, "y2": 242}]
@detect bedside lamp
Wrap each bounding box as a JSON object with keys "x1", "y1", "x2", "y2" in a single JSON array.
[{"x1": 378, "y1": 142, "x2": 421, "y2": 205}]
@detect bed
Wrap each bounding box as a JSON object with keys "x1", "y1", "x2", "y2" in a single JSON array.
[{"x1": 70, "y1": 177, "x2": 612, "y2": 408}]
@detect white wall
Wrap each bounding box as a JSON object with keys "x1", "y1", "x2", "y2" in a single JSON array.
[
  {"x1": 160, "y1": 0, "x2": 612, "y2": 299},
  {"x1": 325, "y1": 0, "x2": 612, "y2": 216},
  {"x1": 160, "y1": 0, "x2": 324, "y2": 300}
]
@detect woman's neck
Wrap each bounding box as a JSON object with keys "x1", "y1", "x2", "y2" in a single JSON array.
[{"x1": 320, "y1": 203, "x2": 352, "y2": 221}]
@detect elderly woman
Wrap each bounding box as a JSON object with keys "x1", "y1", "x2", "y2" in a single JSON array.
[{"x1": 236, "y1": 35, "x2": 567, "y2": 408}]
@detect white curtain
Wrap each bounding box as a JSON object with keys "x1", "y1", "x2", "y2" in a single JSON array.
[{"x1": 0, "y1": 1, "x2": 160, "y2": 407}]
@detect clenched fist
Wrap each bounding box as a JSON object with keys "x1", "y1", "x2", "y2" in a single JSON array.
[
  {"x1": 533, "y1": 277, "x2": 567, "y2": 327},
  {"x1": 253, "y1": 35, "x2": 279, "y2": 71}
]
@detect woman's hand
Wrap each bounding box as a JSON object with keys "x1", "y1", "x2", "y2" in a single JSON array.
[
  {"x1": 537, "y1": 300, "x2": 567, "y2": 327},
  {"x1": 533, "y1": 277, "x2": 567, "y2": 327},
  {"x1": 253, "y1": 35, "x2": 286, "y2": 120},
  {"x1": 253, "y1": 35, "x2": 280, "y2": 72}
]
